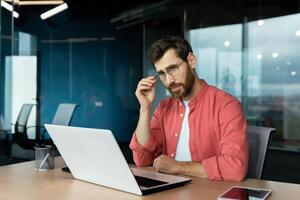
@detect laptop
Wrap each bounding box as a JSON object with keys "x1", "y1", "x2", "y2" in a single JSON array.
[{"x1": 44, "y1": 124, "x2": 191, "y2": 195}]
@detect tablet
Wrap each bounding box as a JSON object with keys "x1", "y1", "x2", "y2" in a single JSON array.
[{"x1": 217, "y1": 186, "x2": 272, "y2": 200}]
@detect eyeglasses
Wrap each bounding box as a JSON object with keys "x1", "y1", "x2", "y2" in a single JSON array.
[{"x1": 155, "y1": 60, "x2": 185, "y2": 81}]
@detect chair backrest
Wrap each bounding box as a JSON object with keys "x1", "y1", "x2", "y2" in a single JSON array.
[
  {"x1": 14, "y1": 104, "x2": 34, "y2": 136},
  {"x1": 13, "y1": 104, "x2": 36, "y2": 150},
  {"x1": 51, "y1": 103, "x2": 78, "y2": 126},
  {"x1": 247, "y1": 126, "x2": 275, "y2": 179}
]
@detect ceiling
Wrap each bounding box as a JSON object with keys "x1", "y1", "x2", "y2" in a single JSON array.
[
  {"x1": 12, "y1": 0, "x2": 166, "y2": 19},
  {"x1": 8, "y1": 0, "x2": 300, "y2": 29}
]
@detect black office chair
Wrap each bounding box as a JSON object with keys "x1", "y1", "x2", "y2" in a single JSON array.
[
  {"x1": 0, "y1": 104, "x2": 37, "y2": 161},
  {"x1": 247, "y1": 125, "x2": 276, "y2": 179},
  {"x1": 12, "y1": 104, "x2": 36, "y2": 150}
]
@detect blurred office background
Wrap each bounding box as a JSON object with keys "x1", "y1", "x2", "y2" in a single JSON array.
[{"x1": 0, "y1": 0, "x2": 299, "y2": 183}]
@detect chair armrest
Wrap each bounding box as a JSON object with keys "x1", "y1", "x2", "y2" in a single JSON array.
[
  {"x1": 27, "y1": 125, "x2": 43, "y2": 129},
  {"x1": 27, "y1": 125, "x2": 46, "y2": 132},
  {"x1": 27, "y1": 125, "x2": 47, "y2": 140},
  {"x1": 11, "y1": 123, "x2": 26, "y2": 127}
]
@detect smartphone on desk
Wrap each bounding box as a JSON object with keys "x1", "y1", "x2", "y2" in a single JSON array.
[{"x1": 217, "y1": 186, "x2": 271, "y2": 200}]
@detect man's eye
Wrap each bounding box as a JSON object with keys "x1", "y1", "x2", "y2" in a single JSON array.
[{"x1": 167, "y1": 65, "x2": 178, "y2": 72}]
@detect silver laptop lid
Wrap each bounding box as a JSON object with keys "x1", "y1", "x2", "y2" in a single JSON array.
[{"x1": 44, "y1": 124, "x2": 142, "y2": 195}]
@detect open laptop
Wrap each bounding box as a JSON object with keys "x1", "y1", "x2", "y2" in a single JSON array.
[{"x1": 44, "y1": 124, "x2": 191, "y2": 195}]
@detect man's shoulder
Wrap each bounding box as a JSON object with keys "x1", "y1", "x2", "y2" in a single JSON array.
[{"x1": 205, "y1": 83, "x2": 239, "y2": 104}]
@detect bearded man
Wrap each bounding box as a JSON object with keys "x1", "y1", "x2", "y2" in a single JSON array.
[{"x1": 130, "y1": 36, "x2": 249, "y2": 181}]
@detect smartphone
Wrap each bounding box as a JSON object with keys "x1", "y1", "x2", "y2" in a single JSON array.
[{"x1": 217, "y1": 186, "x2": 272, "y2": 200}]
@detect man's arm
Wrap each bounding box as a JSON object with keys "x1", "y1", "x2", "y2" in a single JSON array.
[
  {"x1": 135, "y1": 107, "x2": 151, "y2": 146},
  {"x1": 134, "y1": 76, "x2": 156, "y2": 146},
  {"x1": 201, "y1": 99, "x2": 249, "y2": 181},
  {"x1": 130, "y1": 76, "x2": 164, "y2": 167},
  {"x1": 130, "y1": 104, "x2": 164, "y2": 167},
  {"x1": 153, "y1": 155, "x2": 208, "y2": 178}
]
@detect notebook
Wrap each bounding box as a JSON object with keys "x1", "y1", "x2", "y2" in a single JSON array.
[{"x1": 44, "y1": 124, "x2": 191, "y2": 195}]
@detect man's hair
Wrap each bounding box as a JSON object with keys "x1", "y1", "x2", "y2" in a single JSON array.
[{"x1": 148, "y1": 35, "x2": 193, "y2": 65}]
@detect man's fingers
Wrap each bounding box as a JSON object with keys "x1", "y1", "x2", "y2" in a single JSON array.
[
  {"x1": 138, "y1": 80, "x2": 155, "y2": 87},
  {"x1": 138, "y1": 85, "x2": 152, "y2": 91},
  {"x1": 138, "y1": 82, "x2": 153, "y2": 88}
]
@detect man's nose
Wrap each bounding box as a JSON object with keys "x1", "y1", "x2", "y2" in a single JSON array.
[{"x1": 165, "y1": 73, "x2": 175, "y2": 85}]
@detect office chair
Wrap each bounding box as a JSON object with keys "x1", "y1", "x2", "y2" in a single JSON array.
[
  {"x1": 247, "y1": 125, "x2": 276, "y2": 179},
  {"x1": 51, "y1": 103, "x2": 78, "y2": 126},
  {"x1": 44, "y1": 103, "x2": 78, "y2": 172},
  {"x1": 2, "y1": 104, "x2": 37, "y2": 161},
  {"x1": 41, "y1": 103, "x2": 79, "y2": 140},
  {"x1": 10, "y1": 103, "x2": 78, "y2": 160},
  {"x1": 12, "y1": 104, "x2": 36, "y2": 150}
]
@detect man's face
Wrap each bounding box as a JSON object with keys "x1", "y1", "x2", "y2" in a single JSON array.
[{"x1": 154, "y1": 49, "x2": 196, "y2": 98}]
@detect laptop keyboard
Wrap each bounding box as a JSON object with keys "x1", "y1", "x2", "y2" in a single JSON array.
[{"x1": 134, "y1": 175, "x2": 168, "y2": 188}]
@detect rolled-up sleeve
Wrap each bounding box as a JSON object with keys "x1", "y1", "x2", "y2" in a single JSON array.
[
  {"x1": 129, "y1": 104, "x2": 164, "y2": 167},
  {"x1": 202, "y1": 98, "x2": 249, "y2": 181}
]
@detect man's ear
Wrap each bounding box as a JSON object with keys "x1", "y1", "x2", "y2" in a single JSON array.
[{"x1": 187, "y1": 52, "x2": 197, "y2": 69}]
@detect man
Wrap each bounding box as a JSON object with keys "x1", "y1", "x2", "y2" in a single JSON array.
[{"x1": 129, "y1": 36, "x2": 248, "y2": 181}]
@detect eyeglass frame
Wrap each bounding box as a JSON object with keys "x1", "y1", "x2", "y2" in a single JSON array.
[{"x1": 154, "y1": 60, "x2": 185, "y2": 81}]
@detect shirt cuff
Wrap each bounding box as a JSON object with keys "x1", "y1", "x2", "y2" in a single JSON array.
[
  {"x1": 202, "y1": 156, "x2": 222, "y2": 181},
  {"x1": 129, "y1": 132, "x2": 157, "y2": 152}
]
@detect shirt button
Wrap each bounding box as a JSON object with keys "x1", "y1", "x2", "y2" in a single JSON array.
[
  {"x1": 171, "y1": 154, "x2": 174, "y2": 157},
  {"x1": 179, "y1": 103, "x2": 182, "y2": 106},
  {"x1": 180, "y1": 113, "x2": 183, "y2": 117},
  {"x1": 175, "y1": 133, "x2": 178, "y2": 137}
]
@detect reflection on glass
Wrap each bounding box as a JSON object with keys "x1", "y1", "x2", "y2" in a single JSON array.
[
  {"x1": 189, "y1": 13, "x2": 300, "y2": 149},
  {"x1": 188, "y1": 24, "x2": 242, "y2": 99}
]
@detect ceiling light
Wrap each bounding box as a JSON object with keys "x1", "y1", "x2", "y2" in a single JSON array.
[
  {"x1": 224, "y1": 41, "x2": 230, "y2": 47},
  {"x1": 257, "y1": 20, "x2": 264, "y2": 26},
  {"x1": 256, "y1": 54, "x2": 263, "y2": 60},
  {"x1": 1, "y1": 0, "x2": 19, "y2": 18},
  {"x1": 19, "y1": 1, "x2": 64, "y2": 6},
  {"x1": 291, "y1": 71, "x2": 296, "y2": 76},
  {"x1": 272, "y1": 52, "x2": 279, "y2": 58},
  {"x1": 296, "y1": 30, "x2": 300, "y2": 37},
  {"x1": 40, "y1": 2, "x2": 68, "y2": 20}
]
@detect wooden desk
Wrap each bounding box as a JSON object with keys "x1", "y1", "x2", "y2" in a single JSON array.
[{"x1": 0, "y1": 157, "x2": 299, "y2": 200}]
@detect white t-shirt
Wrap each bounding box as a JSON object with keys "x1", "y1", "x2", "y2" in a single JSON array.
[{"x1": 175, "y1": 100, "x2": 192, "y2": 161}]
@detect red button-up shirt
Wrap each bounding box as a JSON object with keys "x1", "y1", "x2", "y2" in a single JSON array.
[{"x1": 130, "y1": 80, "x2": 249, "y2": 181}]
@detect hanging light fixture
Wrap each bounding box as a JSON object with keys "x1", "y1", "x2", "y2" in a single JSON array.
[
  {"x1": 40, "y1": 2, "x2": 68, "y2": 20},
  {"x1": 1, "y1": 0, "x2": 19, "y2": 18}
]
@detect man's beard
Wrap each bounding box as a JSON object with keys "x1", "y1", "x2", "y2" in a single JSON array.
[{"x1": 167, "y1": 67, "x2": 195, "y2": 98}]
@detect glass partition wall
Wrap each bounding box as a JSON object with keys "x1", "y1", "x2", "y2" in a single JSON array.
[
  {"x1": 0, "y1": 2, "x2": 143, "y2": 164},
  {"x1": 188, "y1": 14, "x2": 300, "y2": 151}
]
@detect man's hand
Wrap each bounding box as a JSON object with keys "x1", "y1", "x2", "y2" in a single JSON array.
[
  {"x1": 134, "y1": 76, "x2": 156, "y2": 146},
  {"x1": 153, "y1": 155, "x2": 208, "y2": 178},
  {"x1": 135, "y1": 76, "x2": 156, "y2": 110},
  {"x1": 153, "y1": 155, "x2": 181, "y2": 174}
]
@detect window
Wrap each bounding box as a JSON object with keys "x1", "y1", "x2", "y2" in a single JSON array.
[{"x1": 189, "y1": 13, "x2": 300, "y2": 150}]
